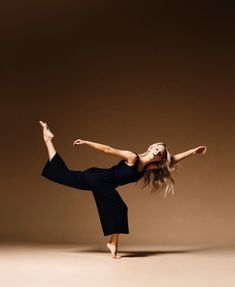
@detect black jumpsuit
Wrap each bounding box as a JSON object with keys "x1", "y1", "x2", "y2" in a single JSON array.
[{"x1": 41, "y1": 152, "x2": 146, "y2": 236}]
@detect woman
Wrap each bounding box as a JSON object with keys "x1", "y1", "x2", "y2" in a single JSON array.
[{"x1": 39, "y1": 121, "x2": 207, "y2": 259}]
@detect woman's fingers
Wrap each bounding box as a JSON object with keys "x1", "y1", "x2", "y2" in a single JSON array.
[
  {"x1": 202, "y1": 146, "x2": 207, "y2": 153},
  {"x1": 195, "y1": 146, "x2": 207, "y2": 154},
  {"x1": 73, "y1": 139, "x2": 80, "y2": 146},
  {"x1": 73, "y1": 139, "x2": 84, "y2": 146},
  {"x1": 201, "y1": 146, "x2": 207, "y2": 153}
]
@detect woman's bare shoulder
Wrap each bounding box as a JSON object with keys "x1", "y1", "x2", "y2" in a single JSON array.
[{"x1": 124, "y1": 152, "x2": 138, "y2": 166}]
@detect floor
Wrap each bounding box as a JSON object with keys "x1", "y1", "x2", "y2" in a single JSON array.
[{"x1": 0, "y1": 243, "x2": 234, "y2": 287}]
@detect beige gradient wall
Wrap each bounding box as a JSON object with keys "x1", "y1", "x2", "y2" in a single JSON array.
[{"x1": 0, "y1": 1, "x2": 235, "y2": 245}]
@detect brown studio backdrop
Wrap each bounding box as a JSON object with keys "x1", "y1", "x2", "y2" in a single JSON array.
[{"x1": 0, "y1": 0, "x2": 235, "y2": 245}]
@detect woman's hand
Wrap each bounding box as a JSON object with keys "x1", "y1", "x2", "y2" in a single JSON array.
[
  {"x1": 193, "y1": 146, "x2": 207, "y2": 155},
  {"x1": 73, "y1": 139, "x2": 87, "y2": 146}
]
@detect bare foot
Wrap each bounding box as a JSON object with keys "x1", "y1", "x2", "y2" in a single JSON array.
[
  {"x1": 106, "y1": 242, "x2": 121, "y2": 259},
  {"x1": 39, "y1": 121, "x2": 54, "y2": 142}
]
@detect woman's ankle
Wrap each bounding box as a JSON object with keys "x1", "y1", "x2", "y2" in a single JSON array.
[{"x1": 108, "y1": 241, "x2": 117, "y2": 246}]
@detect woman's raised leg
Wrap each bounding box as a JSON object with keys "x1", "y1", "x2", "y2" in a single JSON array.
[
  {"x1": 39, "y1": 120, "x2": 91, "y2": 191},
  {"x1": 39, "y1": 120, "x2": 56, "y2": 161}
]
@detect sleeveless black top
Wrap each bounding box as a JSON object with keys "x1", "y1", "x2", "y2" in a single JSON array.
[{"x1": 109, "y1": 152, "x2": 147, "y2": 186}]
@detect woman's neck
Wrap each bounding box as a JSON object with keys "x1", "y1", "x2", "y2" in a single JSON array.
[{"x1": 138, "y1": 153, "x2": 156, "y2": 166}]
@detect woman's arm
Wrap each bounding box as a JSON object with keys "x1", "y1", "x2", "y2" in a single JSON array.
[
  {"x1": 73, "y1": 139, "x2": 137, "y2": 163},
  {"x1": 172, "y1": 146, "x2": 207, "y2": 164},
  {"x1": 73, "y1": 139, "x2": 110, "y2": 152}
]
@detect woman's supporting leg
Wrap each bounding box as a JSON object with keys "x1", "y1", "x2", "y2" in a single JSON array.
[
  {"x1": 106, "y1": 233, "x2": 121, "y2": 259},
  {"x1": 91, "y1": 186, "x2": 128, "y2": 259},
  {"x1": 39, "y1": 121, "x2": 56, "y2": 161},
  {"x1": 110, "y1": 233, "x2": 119, "y2": 245}
]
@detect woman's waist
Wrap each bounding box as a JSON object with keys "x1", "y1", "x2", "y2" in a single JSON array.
[{"x1": 83, "y1": 167, "x2": 119, "y2": 188}]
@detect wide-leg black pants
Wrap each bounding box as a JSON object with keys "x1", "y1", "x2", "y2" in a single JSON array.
[{"x1": 41, "y1": 153, "x2": 129, "y2": 236}]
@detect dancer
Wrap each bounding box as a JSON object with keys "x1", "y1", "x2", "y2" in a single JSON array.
[{"x1": 39, "y1": 121, "x2": 207, "y2": 259}]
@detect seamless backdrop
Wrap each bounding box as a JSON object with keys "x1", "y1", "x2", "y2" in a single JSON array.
[{"x1": 0, "y1": 0, "x2": 234, "y2": 245}]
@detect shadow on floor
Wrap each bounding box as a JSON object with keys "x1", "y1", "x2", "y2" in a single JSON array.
[{"x1": 68, "y1": 245, "x2": 226, "y2": 258}]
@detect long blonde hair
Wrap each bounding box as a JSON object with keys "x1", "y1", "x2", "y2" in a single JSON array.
[{"x1": 136, "y1": 143, "x2": 181, "y2": 198}]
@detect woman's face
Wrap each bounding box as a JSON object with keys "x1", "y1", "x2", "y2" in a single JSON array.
[{"x1": 147, "y1": 143, "x2": 166, "y2": 162}]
